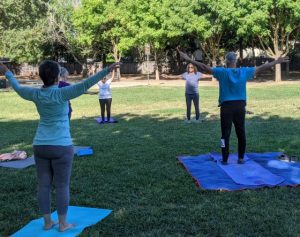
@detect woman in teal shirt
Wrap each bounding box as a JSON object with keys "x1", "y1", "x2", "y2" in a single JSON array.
[{"x1": 0, "y1": 60, "x2": 119, "y2": 232}]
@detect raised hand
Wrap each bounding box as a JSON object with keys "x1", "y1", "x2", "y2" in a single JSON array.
[
  {"x1": 277, "y1": 57, "x2": 289, "y2": 64},
  {"x1": 108, "y1": 62, "x2": 122, "y2": 71},
  {"x1": 0, "y1": 63, "x2": 9, "y2": 75}
]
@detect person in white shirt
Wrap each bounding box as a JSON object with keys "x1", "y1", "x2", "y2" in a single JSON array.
[{"x1": 97, "y1": 69, "x2": 115, "y2": 123}]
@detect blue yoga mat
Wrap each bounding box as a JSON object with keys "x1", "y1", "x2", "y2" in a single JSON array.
[
  {"x1": 0, "y1": 157, "x2": 35, "y2": 169},
  {"x1": 73, "y1": 146, "x2": 93, "y2": 157},
  {"x1": 95, "y1": 117, "x2": 118, "y2": 124},
  {"x1": 11, "y1": 206, "x2": 112, "y2": 237},
  {"x1": 73, "y1": 146, "x2": 92, "y2": 154},
  {"x1": 210, "y1": 153, "x2": 285, "y2": 186},
  {"x1": 178, "y1": 152, "x2": 300, "y2": 191}
]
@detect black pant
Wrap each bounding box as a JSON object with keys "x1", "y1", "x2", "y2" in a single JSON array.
[
  {"x1": 185, "y1": 93, "x2": 200, "y2": 120},
  {"x1": 220, "y1": 100, "x2": 246, "y2": 162},
  {"x1": 99, "y1": 98, "x2": 112, "y2": 121}
]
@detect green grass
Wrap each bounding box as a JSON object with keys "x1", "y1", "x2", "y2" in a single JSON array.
[{"x1": 0, "y1": 84, "x2": 300, "y2": 237}]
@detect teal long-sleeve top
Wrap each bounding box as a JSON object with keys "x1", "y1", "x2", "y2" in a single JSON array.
[{"x1": 5, "y1": 68, "x2": 109, "y2": 146}]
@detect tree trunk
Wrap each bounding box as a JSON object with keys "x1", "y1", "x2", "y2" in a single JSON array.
[
  {"x1": 154, "y1": 49, "x2": 159, "y2": 80},
  {"x1": 252, "y1": 43, "x2": 256, "y2": 66},
  {"x1": 112, "y1": 41, "x2": 121, "y2": 80},
  {"x1": 275, "y1": 63, "x2": 281, "y2": 82},
  {"x1": 239, "y1": 39, "x2": 243, "y2": 62},
  {"x1": 82, "y1": 63, "x2": 88, "y2": 78}
]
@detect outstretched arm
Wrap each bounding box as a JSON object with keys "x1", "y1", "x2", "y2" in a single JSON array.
[
  {"x1": 255, "y1": 57, "x2": 289, "y2": 75},
  {"x1": 161, "y1": 74, "x2": 182, "y2": 79},
  {"x1": 0, "y1": 63, "x2": 37, "y2": 101},
  {"x1": 201, "y1": 74, "x2": 212, "y2": 79},
  {"x1": 177, "y1": 48, "x2": 213, "y2": 74},
  {"x1": 60, "y1": 62, "x2": 120, "y2": 101}
]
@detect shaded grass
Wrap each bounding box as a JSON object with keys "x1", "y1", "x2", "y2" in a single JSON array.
[{"x1": 0, "y1": 84, "x2": 300, "y2": 236}]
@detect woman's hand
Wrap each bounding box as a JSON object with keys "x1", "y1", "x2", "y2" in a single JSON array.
[
  {"x1": 108, "y1": 62, "x2": 122, "y2": 71},
  {"x1": 276, "y1": 57, "x2": 289, "y2": 64},
  {"x1": 0, "y1": 63, "x2": 9, "y2": 75}
]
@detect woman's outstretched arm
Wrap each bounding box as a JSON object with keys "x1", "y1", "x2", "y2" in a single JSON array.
[
  {"x1": 177, "y1": 48, "x2": 213, "y2": 74},
  {"x1": 60, "y1": 62, "x2": 120, "y2": 101},
  {"x1": 0, "y1": 63, "x2": 37, "y2": 101}
]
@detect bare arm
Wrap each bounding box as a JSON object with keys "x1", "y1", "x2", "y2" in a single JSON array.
[
  {"x1": 111, "y1": 69, "x2": 115, "y2": 81},
  {"x1": 177, "y1": 48, "x2": 213, "y2": 74},
  {"x1": 255, "y1": 57, "x2": 289, "y2": 75},
  {"x1": 201, "y1": 74, "x2": 212, "y2": 79},
  {"x1": 161, "y1": 74, "x2": 183, "y2": 79},
  {"x1": 60, "y1": 62, "x2": 120, "y2": 101}
]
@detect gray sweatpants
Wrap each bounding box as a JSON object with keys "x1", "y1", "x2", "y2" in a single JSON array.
[{"x1": 33, "y1": 145, "x2": 74, "y2": 215}]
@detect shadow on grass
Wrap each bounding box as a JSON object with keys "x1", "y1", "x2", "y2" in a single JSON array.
[
  {"x1": 0, "y1": 113, "x2": 299, "y2": 236},
  {"x1": 1, "y1": 111, "x2": 299, "y2": 157}
]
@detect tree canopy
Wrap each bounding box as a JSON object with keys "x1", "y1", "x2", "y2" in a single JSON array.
[{"x1": 1, "y1": 0, "x2": 300, "y2": 81}]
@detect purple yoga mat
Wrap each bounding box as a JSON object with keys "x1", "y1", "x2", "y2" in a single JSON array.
[
  {"x1": 0, "y1": 157, "x2": 35, "y2": 169},
  {"x1": 95, "y1": 117, "x2": 118, "y2": 124},
  {"x1": 210, "y1": 153, "x2": 285, "y2": 186}
]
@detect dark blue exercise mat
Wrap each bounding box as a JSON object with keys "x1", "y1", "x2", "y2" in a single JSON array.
[
  {"x1": 178, "y1": 152, "x2": 300, "y2": 191},
  {"x1": 0, "y1": 157, "x2": 35, "y2": 169},
  {"x1": 95, "y1": 117, "x2": 118, "y2": 124},
  {"x1": 11, "y1": 206, "x2": 112, "y2": 237}
]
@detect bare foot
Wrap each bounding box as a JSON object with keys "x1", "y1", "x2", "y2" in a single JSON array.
[
  {"x1": 59, "y1": 223, "x2": 76, "y2": 232},
  {"x1": 44, "y1": 221, "x2": 58, "y2": 230}
]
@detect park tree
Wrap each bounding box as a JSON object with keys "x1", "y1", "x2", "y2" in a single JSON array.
[
  {"x1": 236, "y1": 0, "x2": 300, "y2": 82},
  {"x1": 73, "y1": 0, "x2": 134, "y2": 79},
  {"x1": 0, "y1": 0, "x2": 48, "y2": 63},
  {"x1": 44, "y1": 0, "x2": 83, "y2": 64},
  {"x1": 0, "y1": 0, "x2": 81, "y2": 64},
  {"x1": 160, "y1": 0, "x2": 207, "y2": 75},
  {"x1": 162, "y1": 0, "x2": 237, "y2": 69},
  {"x1": 199, "y1": 0, "x2": 257, "y2": 65},
  {"x1": 117, "y1": 0, "x2": 170, "y2": 80},
  {"x1": 124, "y1": 0, "x2": 211, "y2": 79}
]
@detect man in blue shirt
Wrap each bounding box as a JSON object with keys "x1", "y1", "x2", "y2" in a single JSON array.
[{"x1": 177, "y1": 48, "x2": 289, "y2": 164}]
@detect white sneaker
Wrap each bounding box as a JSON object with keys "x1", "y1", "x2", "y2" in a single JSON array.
[{"x1": 194, "y1": 119, "x2": 203, "y2": 123}]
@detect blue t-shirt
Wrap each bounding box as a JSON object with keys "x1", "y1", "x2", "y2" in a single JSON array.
[
  {"x1": 182, "y1": 72, "x2": 202, "y2": 94},
  {"x1": 5, "y1": 68, "x2": 109, "y2": 146},
  {"x1": 212, "y1": 67, "x2": 255, "y2": 104}
]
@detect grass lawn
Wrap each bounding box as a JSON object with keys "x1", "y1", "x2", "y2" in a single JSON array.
[{"x1": 0, "y1": 84, "x2": 299, "y2": 236}]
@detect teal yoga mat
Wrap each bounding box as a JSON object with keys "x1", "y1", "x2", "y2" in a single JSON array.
[{"x1": 11, "y1": 206, "x2": 112, "y2": 237}]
